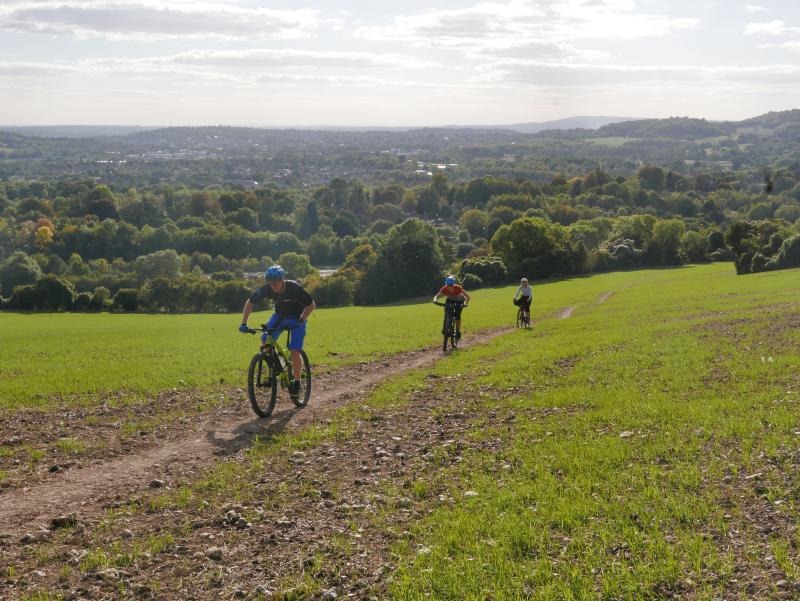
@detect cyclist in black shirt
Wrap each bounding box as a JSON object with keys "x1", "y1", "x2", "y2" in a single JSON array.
[{"x1": 239, "y1": 265, "x2": 315, "y2": 396}]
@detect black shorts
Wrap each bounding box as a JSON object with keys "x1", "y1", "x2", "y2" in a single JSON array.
[
  {"x1": 515, "y1": 297, "x2": 531, "y2": 309},
  {"x1": 445, "y1": 299, "x2": 464, "y2": 319}
]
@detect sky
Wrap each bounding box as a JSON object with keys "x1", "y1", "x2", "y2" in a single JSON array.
[{"x1": 1, "y1": 0, "x2": 800, "y2": 126}]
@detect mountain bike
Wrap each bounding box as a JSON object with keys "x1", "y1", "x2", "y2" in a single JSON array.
[
  {"x1": 514, "y1": 298, "x2": 531, "y2": 328},
  {"x1": 434, "y1": 301, "x2": 465, "y2": 352},
  {"x1": 243, "y1": 324, "x2": 311, "y2": 418}
]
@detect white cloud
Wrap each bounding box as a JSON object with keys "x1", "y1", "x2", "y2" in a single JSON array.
[
  {"x1": 759, "y1": 40, "x2": 800, "y2": 51},
  {"x1": 745, "y1": 4, "x2": 768, "y2": 13},
  {"x1": 0, "y1": 61, "x2": 78, "y2": 76},
  {"x1": 0, "y1": 1, "x2": 318, "y2": 40},
  {"x1": 744, "y1": 20, "x2": 800, "y2": 36},
  {"x1": 472, "y1": 58, "x2": 800, "y2": 88},
  {"x1": 169, "y1": 49, "x2": 439, "y2": 70},
  {"x1": 355, "y1": 0, "x2": 699, "y2": 55}
]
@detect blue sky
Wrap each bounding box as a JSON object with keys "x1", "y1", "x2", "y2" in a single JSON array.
[{"x1": 1, "y1": 0, "x2": 799, "y2": 126}]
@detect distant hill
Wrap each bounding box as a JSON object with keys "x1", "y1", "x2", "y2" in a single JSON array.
[
  {"x1": 2, "y1": 109, "x2": 800, "y2": 186},
  {"x1": 502, "y1": 116, "x2": 638, "y2": 133},
  {"x1": 596, "y1": 117, "x2": 727, "y2": 139},
  {"x1": 442, "y1": 116, "x2": 637, "y2": 133},
  {"x1": 0, "y1": 125, "x2": 158, "y2": 138}
]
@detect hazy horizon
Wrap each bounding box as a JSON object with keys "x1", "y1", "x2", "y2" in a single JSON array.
[{"x1": 2, "y1": 1, "x2": 800, "y2": 126}]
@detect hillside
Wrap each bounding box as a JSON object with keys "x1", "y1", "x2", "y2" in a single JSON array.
[
  {"x1": 1, "y1": 265, "x2": 798, "y2": 599},
  {"x1": 1, "y1": 109, "x2": 800, "y2": 186}
]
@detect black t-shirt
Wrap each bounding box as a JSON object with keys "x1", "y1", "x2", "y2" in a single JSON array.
[{"x1": 249, "y1": 280, "x2": 313, "y2": 318}]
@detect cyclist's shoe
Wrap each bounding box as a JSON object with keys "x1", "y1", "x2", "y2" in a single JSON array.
[
  {"x1": 455, "y1": 330, "x2": 461, "y2": 341},
  {"x1": 289, "y1": 378, "x2": 301, "y2": 397}
]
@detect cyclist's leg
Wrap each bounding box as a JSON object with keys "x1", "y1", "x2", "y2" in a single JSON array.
[
  {"x1": 286, "y1": 319, "x2": 307, "y2": 380},
  {"x1": 452, "y1": 301, "x2": 464, "y2": 338},
  {"x1": 262, "y1": 313, "x2": 283, "y2": 345}
]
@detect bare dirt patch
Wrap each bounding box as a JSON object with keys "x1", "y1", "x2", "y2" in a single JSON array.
[
  {"x1": 713, "y1": 447, "x2": 800, "y2": 599},
  {"x1": 0, "y1": 330, "x2": 592, "y2": 601},
  {"x1": 560, "y1": 305, "x2": 578, "y2": 319},
  {"x1": 0, "y1": 327, "x2": 512, "y2": 537},
  {"x1": 598, "y1": 291, "x2": 614, "y2": 304}
]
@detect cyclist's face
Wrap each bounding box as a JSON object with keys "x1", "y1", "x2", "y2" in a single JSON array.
[{"x1": 268, "y1": 279, "x2": 285, "y2": 293}]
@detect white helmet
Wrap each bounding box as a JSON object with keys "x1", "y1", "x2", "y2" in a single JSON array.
[{"x1": 521, "y1": 277, "x2": 528, "y2": 284}]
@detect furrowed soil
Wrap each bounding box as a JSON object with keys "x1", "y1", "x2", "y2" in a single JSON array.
[
  {"x1": 2, "y1": 268, "x2": 799, "y2": 601},
  {"x1": 0, "y1": 325, "x2": 517, "y2": 600},
  {"x1": 0, "y1": 327, "x2": 513, "y2": 534}
]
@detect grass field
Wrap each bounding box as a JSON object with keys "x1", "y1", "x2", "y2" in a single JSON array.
[
  {"x1": 3, "y1": 263, "x2": 800, "y2": 599},
  {"x1": 585, "y1": 137, "x2": 640, "y2": 147},
  {"x1": 0, "y1": 270, "x2": 625, "y2": 411},
  {"x1": 383, "y1": 264, "x2": 800, "y2": 599}
]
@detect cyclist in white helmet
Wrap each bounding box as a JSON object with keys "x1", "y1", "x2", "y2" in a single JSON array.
[{"x1": 513, "y1": 277, "x2": 532, "y2": 321}]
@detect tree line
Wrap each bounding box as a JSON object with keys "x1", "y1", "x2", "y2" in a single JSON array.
[{"x1": 1, "y1": 163, "x2": 799, "y2": 312}]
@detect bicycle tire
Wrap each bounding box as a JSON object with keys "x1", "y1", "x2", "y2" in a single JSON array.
[
  {"x1": 290, "y1": 350, "x2": 312, "y2": 407},
  {"x1": 247, "y1": 352, "x2": 278, "y2": 417},
  {"x1": 516, "y1": 308, "x2": 523, "y2": 329},
  {"x1": 442, "y1": 313, "x2": 451, "y2": 353}
]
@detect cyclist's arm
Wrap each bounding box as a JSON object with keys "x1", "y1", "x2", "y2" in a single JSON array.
[
  {"x1": 240, "y1": 299, "x2": 254, "y2": 325},
  {"x1": 513, "y1": 286, "x2": 522, "y2": 299},
  {"x1": 299, "y1": 300, "x2": 316, "y2": 322},
  {"x1": 462, "y1": 290, "x2": 471, "y2": 304},
  {"x1": 432, "y1": 292, "x2": 441, "y2": 303}
]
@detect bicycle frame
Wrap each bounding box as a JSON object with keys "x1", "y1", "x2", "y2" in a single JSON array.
[
  {"x1": 434, "y1": 301, "x2": 463, "y2": 351},
  {"x1": 251, "y1": 326, "x2": 294, "y2": 386}
]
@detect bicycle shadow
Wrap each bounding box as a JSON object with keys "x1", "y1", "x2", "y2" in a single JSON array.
[{"x1": 206, "y1": 404, "x2": 302, "y2": 457}]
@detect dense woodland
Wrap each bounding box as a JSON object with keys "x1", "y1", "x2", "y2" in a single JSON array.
[{"x1": 1, "y1": 111, "x2": 799, "y2": 312}]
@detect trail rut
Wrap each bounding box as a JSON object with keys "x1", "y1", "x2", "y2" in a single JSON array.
[{"x1": 0, "y1": 327, "x2": 513, "y2": 535}]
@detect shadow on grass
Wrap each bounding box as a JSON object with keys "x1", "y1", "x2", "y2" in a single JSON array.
[{"x1": 207, "y1": 405, "x2": 301, "y2": 456}]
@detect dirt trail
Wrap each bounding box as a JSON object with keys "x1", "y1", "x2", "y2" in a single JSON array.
[
  {"x1": 0, "y1": 327, "x2": 513, "y2": 535},
  {"x1": 560, "y1": 305, "x2": 578, "y2": 319},
  {"x1": 598, "y1": 291, "x2": 614, "y2": 304}
]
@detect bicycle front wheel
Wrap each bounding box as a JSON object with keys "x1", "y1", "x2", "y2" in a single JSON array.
[
  {"x1": 290, "y1": 350, "x2": 312, "y2": 407},
  {"x1": 248, "y1": 352, "x2": 278, "y2": 417},
  {"x1": 442, "y1": 314, "x2": 451, "y2": 352},
  {"x1": 516, "y1": 309, "x2": 523, "y2": 328}
]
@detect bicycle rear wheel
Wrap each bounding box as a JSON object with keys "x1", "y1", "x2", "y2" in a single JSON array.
[
  {"x1": 248, "y1": 352, "x2": 278, "y2": 417},
  {"x1": 290, "y1": 350, "x2": 312, "y2": 407},
  {"x1": 442, "y1": 313, "x2": 451, "y2": 353}
]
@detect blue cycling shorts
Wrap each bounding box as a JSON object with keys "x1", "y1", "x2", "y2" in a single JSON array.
[{"x1": 263, "y1": 314, "x2": 306, "y2": 351}]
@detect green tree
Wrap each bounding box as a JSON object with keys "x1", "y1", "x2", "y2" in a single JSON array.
[
  {"x1": 680, "y1": 230, "x2": 709, "y2": 263},
  {"x1": 113, "y1": 288, "x2": 140, "y2": 311},
  {"x1": 638, "y1": 166, "x2": 666, "y2": 191},
  {"x1": 278, "y1": 252, "x2": 317, "y2": 280},
  {"x1": 416, "y1": 187, "x2": 441, "y2": 218},
  {"x1": 358, "y1": 219, "x2": 447, "y2": 304},
  {"x1": 459, "y1": 209, "x2": 489, "y2": 238},
  {"x1": 0, "y1": 251, "x2": 41, "y2": 295},
  {"x1": 32, "y1": 274, "x2": 77, "y2": 310},
  {"x1": 651, "y1": 219, "x2": 686, "y2": 264},
  {"x1": 134, "y1": 249, "x2": 181, "y2": 283},
  {"x1": 342, "y1": 243, "x2": 378, "y2": 273}
]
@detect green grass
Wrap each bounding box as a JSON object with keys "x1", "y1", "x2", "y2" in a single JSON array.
[
  {"x1": 0, "y1": 269, "x2": 625, "y2": 411},
  {"x1": 385, "y1": 265, "x2": 800, "y2": 599},
  {"x1": 38, "y1": 263, "x2": 800, "y2": 599},
  {"x1": 585, "y1": 137, "x2": 640, "y2": 147}
]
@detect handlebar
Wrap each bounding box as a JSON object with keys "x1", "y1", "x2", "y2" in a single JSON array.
[
  {"x1": 433, "y1": 301, "x2": 467, "y2": 307},
  {"x1": 244, "y1": 321, "x2": 302, "y2": 336}
]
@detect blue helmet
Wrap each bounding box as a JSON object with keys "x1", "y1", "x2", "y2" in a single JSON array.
[
  {"x1": 444, "y1": 275, "x2": 456, "y2": 286},
  {"x1": 265, "y1": 265, "x2": 285, "y2": 281}
]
